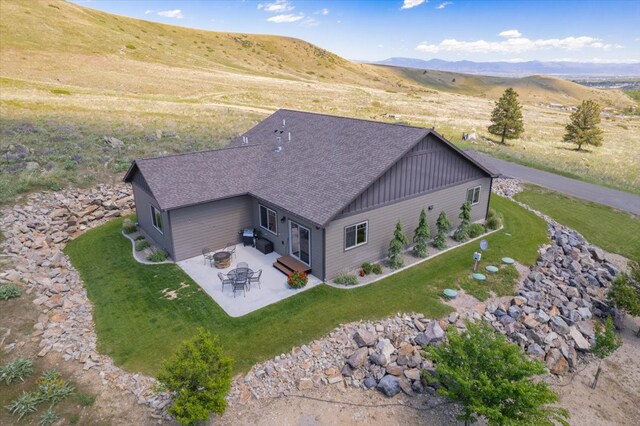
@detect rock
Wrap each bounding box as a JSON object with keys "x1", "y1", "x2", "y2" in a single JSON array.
[
  {"x1": 328, "y1": 375, "x2": 343, "y2": 384},
  {"x1": 423, "y1": 321, "x2": 445, "y2": 343},
  {"x1": 363, "y1": 376, "x2": 377, "y2": 389},
  {"x1": 398, "y1": 377, "x2": 415, "y2": 396},
  {"x1": 353, "y1": 329, "x2": 376, "y2": 347},
  {"x1": 577, "y1": 307, "x2": 592, "y2": 320},
  {"x1": 535, "y1": 309, "x2": 550, "y2": 323},
  {"x1": 341, "y1": 364, "x2": 354, "y2": 377},
  {"x1": 298, "y1": 378, "x2": 313, "y2": 390},
  {"x1": 385, "y1": 363, "x2": 404, "y2": 376},
  {"x1": 347, "y1": 347, "x2": 369, "y2": 369},
  {"x1": 576, "y1": 320, "x2": 595, "y2": 338},
  {"x1": 377, "y1": 375, "x2": 401, "y2": 397},
  {"x1": 396, "y1": 346, "x2": 421, "y2": 368},
  {"x1": 448, "y1": 312, "x2": 460, "y2": 324},
  {"x1": 404, "y1": 368, "x2": 421, "y2": 381},
  {"x1": 413, "y1": 319, "x2": 426, "y2": 332},
  {"x1": 527, "y1": 343, "x2": 545, "y2": 359},
  {"x1": 569, "y1": 326, "x2": 591, "y2": 351},
  {"x1": 546, "y1": 349, "x2": 569, "y2": 375},
  {"x1": 25, "y1": 161, "x2": 40, "y2": 171},
  {"x1": 377, "y1": 338, "x2": 395, "y2": 360},
  {"x1": 104, "y1": 136, "x2": 125, "y2": 148},
  {"x1": 550, "y1": 316, "x2": 570, "y2": 335},
  {"x1": 369, "y1": 352, "x2": 388, "y2": 367},
  {"x1": 411, "y1": 380, "x2": 425, "y2": 394}
]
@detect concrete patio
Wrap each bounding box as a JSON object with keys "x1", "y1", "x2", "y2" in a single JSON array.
[{"x1": 177, "y1": 244, "x2": 322, "y2": 317}]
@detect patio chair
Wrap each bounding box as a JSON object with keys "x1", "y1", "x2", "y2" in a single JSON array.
[
  {"x1": 249, "y1": 269, "x2": 262, "y2": 289},
  {"x1": 218, "y1": 272, "x2": 234, "y2": 293},
  {"x1": 202, "y1": 248, "x2": 215, "y2": 266},
  {"x1": 225, "y1": 242, "x2": 237, "y2": 260},
  {"x1": 232, "y1": 276, "x2": 247, "y2": 298},
  {"x1": 237, "y1": 261, "x2": 249, "y2": 269}
]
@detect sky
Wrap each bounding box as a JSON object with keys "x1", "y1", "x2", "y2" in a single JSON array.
[{"x1": 72, "y1": 0, "x2": 640, "y2": 63}]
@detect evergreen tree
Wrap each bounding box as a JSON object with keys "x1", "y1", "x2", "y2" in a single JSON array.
[
  {"x1": 157, "y1": 329, "x2": 233, "y2": 425},
  {"x1": 591, "y1": 317, "x2": 622, "y2": 389},
  {"x1": 453, "y1": 202, "x2": 472, "y2": 242},
  {"x1": 563, "y1": 99, "x2": 604, "y2": 151},
  {"x1": 488, "y1": 87, "x2": 524, "y2": 144},
  {"x1": 387, "y1": 220, "x2": 408, "y2": 269},
  {"x1": 607, "y1": 259, "x2": 640, "y2": 336},
  {"x1": 425, "y1": 321, "x2": 569, "y2": 426},
  {"x1": 413, "y1": 209, "x2": 430, "y2": 258},
  {"x1": 433, "y1": 211, "x2": 451, "y2": 250}
]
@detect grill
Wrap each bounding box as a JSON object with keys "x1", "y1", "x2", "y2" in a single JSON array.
[{"x1": 242, "y1": 228, "x2": 256, "y2": 247}]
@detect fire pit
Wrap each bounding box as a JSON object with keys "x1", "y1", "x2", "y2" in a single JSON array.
[{"x1": 212, "y1": 251, "x2": 231, "y2": 269}]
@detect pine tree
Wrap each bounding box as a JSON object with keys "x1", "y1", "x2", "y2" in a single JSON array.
[
  {"x1": 563, "y1": 99, "x2": 604, "y2": 151},
  {"x1": 591, "y1": 317, "x2": 622, "y2": 389},
  {"x1": 387, "y1": 220, "x2": 408, "y2": 269},
  {"x1": 453, "y1": 202, "x2": 472, "y2": 242},
  {"x1": 413, "y1": 209, "x2": 430, "y2": 258},
  {"x1": 488, "y1": 87, "x2": 524, "y2": 144},
  {"x1": 607, "y1": 259, "x2": 640, "y2": 336},
  {"x1": 425, "y1": 321, "x2": 570, "y2": 426},
  {"x1": 433, "y1": 211, "x2": 451, "y2": 250}
]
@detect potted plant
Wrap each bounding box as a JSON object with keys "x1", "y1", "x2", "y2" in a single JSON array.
[{"x1": 288, "y1": 271, "x2": 308, "y2": 289}]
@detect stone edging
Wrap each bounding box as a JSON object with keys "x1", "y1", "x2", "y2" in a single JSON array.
[
  {"x1": 122, "y1": 231, "x2": 173, "y2": 265},
  {"x1": 325, "y1": 225, "x2": 504, "y2": 290}
]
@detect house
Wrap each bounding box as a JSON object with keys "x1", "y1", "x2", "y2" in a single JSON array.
[{"x1": 123, "y1": 109, "x2": 496, "y2": 280}]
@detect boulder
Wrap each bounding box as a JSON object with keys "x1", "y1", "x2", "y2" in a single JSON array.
[
  {"x1": 423, "y1": 321, "x2": 445, "y2": 344},
  {"x1": 396, "y1": 346, "x2": 421, "y2": 368},
  {"x1": 363, "y1": 376, "x2": 377, "y2": 389},
  {"x1": 385, "y1": 363, "x2": 404, "y2": 376},
  {"x1": 353, "y1": 329, "x2": 376, "y2": 347},
  {"x1": 347, "y1": 347, "x2": 369, "y2": 369},
  {"x1": 377, "y1": 338, "x2": 395, "y2": 360},
  {"x1": 399, "y1": 377, "x2": 415, "y2": 396},
  {"x1": 377, "y1": 375, "x2": 401, "y2": 397},
  {"x1": 550, "y1": 316, "x2": 570, "y2": 335},
  {"x1": 546, "y1": 349, "x2": 569, "y2": 375},
  {"x1": 569, "y1": 326, "x2": 591, "y2": 351},
  {"x1": 527, "y1": 343, "x2": 545, "y2": 359}
]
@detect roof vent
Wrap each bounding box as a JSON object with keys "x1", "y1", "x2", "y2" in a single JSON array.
[
  {"x1": 274, "y1": 136, "x2": 282, "y2": 153},
  {"x1": 274, "y1": 145, "x2": 282, "y2": 153},
  {"x1": 283, "y1": 118, "x2": 286, "y2": 127},
  {"x1": 288, "y1": 131, "x2": 291, "y2": 142},
  {"x1": 241, "y1": 136, "x2": 249, "y2": 144}
]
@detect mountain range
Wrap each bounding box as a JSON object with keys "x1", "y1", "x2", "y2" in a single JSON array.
[{"x1": 374, "y1": 58, "x2": 640, "y2": 78}]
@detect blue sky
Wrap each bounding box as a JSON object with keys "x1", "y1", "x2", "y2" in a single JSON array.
[{"x1": 73, "y1": 0, "x2": 640, "y2": 62}]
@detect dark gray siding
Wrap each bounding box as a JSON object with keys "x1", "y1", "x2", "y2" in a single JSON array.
[
  {"x1": 170, "y1": 196, "x2": 253, "y2": 261},
  {"x1": 325, "y1": 177, "x2": 492, "y2": 279},
  {"x1": 250, "y1": 198, "x2": 324, "y2": 279},
  {"x1": 131, "y1": 173, "x2": 175, "y2": 258},
  {"x1": 338, "y1": 134, "x2": 486, "y2": 216}
]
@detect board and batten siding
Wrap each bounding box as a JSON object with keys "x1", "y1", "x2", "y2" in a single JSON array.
[
  {"x1": 338, "y1": 134, "x2": 486, "y2": 216},
  {"x1": 324, "y1": 177, "x2": 492, "y2": 279},
  {"x1": 250, "y1": 198, "x2": 324, "y2": 279},
  {"x1": 131, "y1": 173, "x2": 175, "y2": 259},
  {"x1": 170, "y1": 195, "x2": 253, "y2": 261}
]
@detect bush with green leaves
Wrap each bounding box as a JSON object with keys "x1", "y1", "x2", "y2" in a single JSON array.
[
  {"x1": 425, "y1": 321, "x2": 569, "y2": 426},
  {"x1": 0, "y1": 357, "x2": 34, "y2": 384},
  {"x1": 412, "y1": 208, "x2": 430, "y2": 258},
  {"x1": 37, "y1": 369, "x2": 75, "y2": 404},
  {"x1": 432, "y1": 211, "x2": 451, "y2": 250},
  {"x1": 468, "y1": 223, "x2": 486, "y2": 239},
  {"x1": 361, "y1": 262, "x2": 373, "y2": 275},
  {"x1": 486, "y1": 214, "x2": 502, "y2": 230},
  {"x1": 333, "y1": 272, "x2": 358, "y2": 286},
  {"x1": 591, "y1": 317, "x2": 622, "y2": 389},
  {"x1": 135, "y1": 238, "x2": 150, "y2": 252},
  {"x1": 0, "y1": 283, "x2": 21, "y2": 300},
  {"x1": 371, "y1": 263, "x2": 383, "y2": 274},
  {"x1": 39, "y1": 407, "x2": 59, "y2": 426},
  {"x1": 387, "y1": 220, "x2": 408, "y2": 269},
  {"x1": 7, "y1": 391, "x2": 40, "y2": 420},
  {"x1": 157, "y1": 328, "x2": 233, "y2": 426},
  {"x1": 453, "y1": 202, "x2": 472, "y2": 242},
  {"x1": 122, "y1": 218, "x2": 136, "y2": 234},
  {"x1": 147, "y1": 249, "x2": 169, "y2": 262},
  {"x1": 607, "y1": 259, "x2": 640, "y2": 336}
]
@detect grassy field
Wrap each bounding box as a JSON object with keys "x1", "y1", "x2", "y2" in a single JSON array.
[
  {"x1": 1, "y1": 0, "x2": 639, "y2": 205},
  {"x1": 64, "y1": 196, "x2": 547, "y2": 375},
  {"x1": 515, "y1": 185, "x2": 640, "y2": 260}
]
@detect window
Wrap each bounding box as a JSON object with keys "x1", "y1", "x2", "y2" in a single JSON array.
[
  {"x1": 259, "y1": 204, "x2": 277, "y2": 235},
  {"x1": 151, "y1": 205, "x2": 163, "y2": 234},
  {"x1": 466, "y1": 186, "x2": 481, "y2": 206},
  {"x1": 345, "y1": 221, "x2": 368, "y2": 250}
]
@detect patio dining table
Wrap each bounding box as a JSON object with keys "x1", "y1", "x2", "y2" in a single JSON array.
[{"x1": 227, "y1": 268, "x2": 254, "y2": 291}]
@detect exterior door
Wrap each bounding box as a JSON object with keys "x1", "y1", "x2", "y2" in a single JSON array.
[{"x1": 289, "y1": 221, "x2": 311, "y2": 265}]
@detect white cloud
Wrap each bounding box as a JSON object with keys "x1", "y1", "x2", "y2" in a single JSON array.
[
  {"x1": 258, "y1": 0, "x2": 294, "y2": 12},
  {"x1": 377, "y1": 44, "x2": 384, "y2": 48},
  {"x1": 267, "y1": 13, "x2": 304, "y2": 23},
  {"x1": 499, "y1": 29, "x2": 522, "y2": 38},
  {"x1": 319, "y1": 8, "x2": 330, "y2": 15},
  {"x1": 301, "y1": 17, "x2": 319, "y2": 27},
  {"x1": 158, "y1": 9, "x2": 184, "y2": 19},
  {"x1": 401, "y1": 0, "x2": 427, "y2": 10},
  {"x1": 415, "y1": 33, "x2": 623, "y2": 54},
  {"x1": 144, "y1": 9, "x2": 153, "y2": 15},
  {"x1": 436, "y1": 2, "x2": 452, "y2": 9}
]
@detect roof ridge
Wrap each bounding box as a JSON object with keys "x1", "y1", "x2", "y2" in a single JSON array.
[
  {"x1": 277, "y1": 108, "x2": 432, "y2": 131},
  {"x1": 135, "y1": 141, "x2": 259, "y2": 163}
]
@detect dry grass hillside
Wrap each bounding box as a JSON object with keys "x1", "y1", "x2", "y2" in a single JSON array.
[{"x1": 0, "y1": 0, "x2": 638, "y2": 203}]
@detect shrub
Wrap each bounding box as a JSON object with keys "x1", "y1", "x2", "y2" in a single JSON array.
[
  {"x1": 157, "y1": 329, "x2": 233, "y2": 425},
  {"x1": 135, "y1": 235, "x2": 145, "y2": 241},
  {"x1": 487, "y1": 208, "x2": 497, "y2": 219},
  {"x1": 122, "y1": 218, "x2": 136, "y2": 234},
  {"x1": 413, "y1": 209, "x2": 430, "y2": 258},
  {"x1": 0, "y1": 358, "x2": 34, "y2": 384},
  {"x1": 333, "y1": 272, "x2": 358, "y2": 286},
  {"x1": 75, "y1": 392, "x2": 96, "y2": 407},
  {"x1": 0, "y1": 283, "x2": 21, "y2": 300},
  {"x1": 361, "y1": 262, "x2": 373, "y2": 275},
  {"x1": 468, "y1": 223, "x2": 486, "y2": 239},
  {"x1": 371, "y1": 263, "x2": 383, "y2": 274},
  {"x1": 135, "y1": 239, "x2": 150, "y2": 252},
  {"x1": 486, "y1": 214, "x2": 503, "y2": 230},
  {"x1": 37, "y1": 369, "x2": 74, "y2": 404},
  {"x1": 433, "y1": 211, "x2": 451, "y2": 250},
  {"x1": 452, "y1": 202, "x2": 472, "y2": 242},
  {"x1": 287, "y1": 271, "x2": 308, "y2": 289},
  {"x1": 125, "y1": 43, "x2": 136, "y2": 50},
  {"x1": 39, "y1": 407, "x2": 59, "y2": 426},
  {"x1": 7, "y1": 391, "x2": 40, "y2": 420},
  {"x1": 387, "y1": 220, "x2": 408, "y2": 269},
  {"x1": 147, "y1": 249, "x2": 168, "y2": 262},
  {"x1": 50, "y1": 89, "x2": 71, "y2": 95}
]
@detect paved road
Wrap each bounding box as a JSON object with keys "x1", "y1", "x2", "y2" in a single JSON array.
[{"x1": 465, "y1": 150, "x2": 640, "y2": 216}]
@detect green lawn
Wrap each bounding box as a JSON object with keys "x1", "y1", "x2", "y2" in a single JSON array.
[
  {"x1": 64, "y1": 196, "x2": 547, "y2": 376},
  {"x1": 515, "y1": 185, "x2": 640, "y2": 260}
]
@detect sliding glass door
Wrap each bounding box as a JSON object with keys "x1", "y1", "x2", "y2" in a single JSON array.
[{"x1": 289, "y1": 221, "x2": 311, "y2": 265}]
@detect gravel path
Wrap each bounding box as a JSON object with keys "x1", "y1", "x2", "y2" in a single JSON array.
[{"x1": 465, "y1": 150, "x2": 640, "y2": 216}]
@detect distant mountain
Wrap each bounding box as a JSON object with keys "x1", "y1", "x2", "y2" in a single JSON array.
[{"x1": 374, "y1": 58, "x2": 640, "y2": 77}]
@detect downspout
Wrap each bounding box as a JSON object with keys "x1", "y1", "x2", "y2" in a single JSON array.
[
  {"x1": 485, "y1": 177, "x2": 494, "y2": 221},
  {"x1": 322, "y1": 227, "x2": 326, "y2": 281}
]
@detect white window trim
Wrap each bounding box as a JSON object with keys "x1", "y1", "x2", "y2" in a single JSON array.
[
  {"x1": 259, "y1": 204, "x2": 278, "y2": 235},
  {"x1": 467, "y1": 186, "x2": 481, "y2": 206},
  {"x1": 345, "y1": 220, "x2": 368, "y2": 251},
  {"x1": 150, "y1": 205, "x2": 163, "y2": 235},
  {"x1": 289, "y1": 220, "x2": 311, "y2": 266}
]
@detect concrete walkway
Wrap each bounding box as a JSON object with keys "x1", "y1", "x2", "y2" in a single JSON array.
[{"x1": 465, "y1": 150, "x2": 640, "y2": 216}]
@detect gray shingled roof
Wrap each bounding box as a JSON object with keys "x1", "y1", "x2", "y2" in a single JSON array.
[{"x1": 125, "y1": 109, "x2": 490, "y2": 226}]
